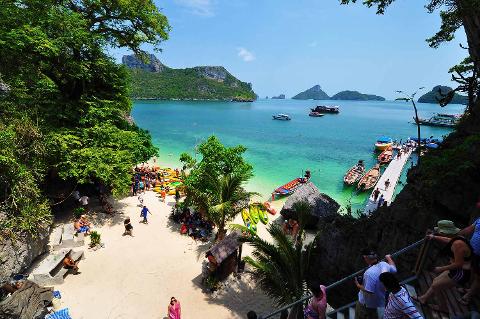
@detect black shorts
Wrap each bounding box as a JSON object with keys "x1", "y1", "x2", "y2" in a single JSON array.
[{"x1": 448, "y1": 268, "x2": 471, "y2": 285}]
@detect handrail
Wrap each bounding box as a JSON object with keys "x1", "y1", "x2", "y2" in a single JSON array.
[{"x1": 258, "y1": 238, "x2": 425, "y2": 319}]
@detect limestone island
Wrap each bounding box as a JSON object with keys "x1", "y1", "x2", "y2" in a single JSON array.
[{"x1": 123, "y1": 53, "x2": 257, "y2": 102}]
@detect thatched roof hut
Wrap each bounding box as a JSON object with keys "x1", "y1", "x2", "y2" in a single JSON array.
[
  {"x1": 281, "y1": 181, "x2": 340, "y2": 228},
  {"x1": 210, "y1": 231, "x2": 241, "y2": 264}
]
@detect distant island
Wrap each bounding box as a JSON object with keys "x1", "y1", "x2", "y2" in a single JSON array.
[
  {"x1": 417, "y1": 85, "x2": 468, "y2": 105},
  {"x1": 292, "y1": 85, "x2": 385, "y2": 101},
  {"x1": 330, "y1": 90, "x2": 385, "y2": 101},
  {"x1": 271, "y1": 94, "x2": 286, "y2": 99},
  {"x1": 292, "y1": 85, "x2": 329, "y2": 100},
  {"x1": 123, "y1": 54, "x2": 256, "y2": 101}
]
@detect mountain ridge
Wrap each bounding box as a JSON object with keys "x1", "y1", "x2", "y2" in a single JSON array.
[
  {"x1": 123, "y1": 54, "x2": 256, "y2": 101},
  {"x1": 417, "y1": 85, "x2": 468, "y2": 105}
]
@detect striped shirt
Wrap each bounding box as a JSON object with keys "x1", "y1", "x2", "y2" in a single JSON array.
[{"x1": 384, "y1": 287, "x2": 423, "y2": 319}]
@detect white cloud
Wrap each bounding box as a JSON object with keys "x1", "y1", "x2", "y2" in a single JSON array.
[
  {"x1": 308, "y1": 41, "x2": 318, "y2": 47},
  {"x1": 237, "y1": 47, "x2": 255, "y2": 62},
  {"x1": 175, "y1": 0, "x2": 214, "y2": 17}
]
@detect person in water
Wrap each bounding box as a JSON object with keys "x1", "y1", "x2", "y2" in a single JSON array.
[
  {"x1": 168, "y1": 296, "x2": 181, "y2": 319},
  {"x1": 304, "y1": 283, "x2": 327, "y2": 319}
]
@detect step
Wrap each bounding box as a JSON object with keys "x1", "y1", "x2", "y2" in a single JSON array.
[
  {"x1": 50, "y1": 226, "x2": 63, "y2": 251},
  {"x1": 59, "y1": 224, "x2": 85, "y2": 248}
]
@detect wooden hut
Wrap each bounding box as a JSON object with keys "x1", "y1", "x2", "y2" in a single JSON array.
[{"x1": 207, "y1": 231, "x2": 241, "y2": 281}]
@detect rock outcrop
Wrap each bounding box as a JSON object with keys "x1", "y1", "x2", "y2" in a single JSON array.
[
  {"x1": 281, "y1": 182, "x2": 340, "y2": 228},
  {"x1": 330, "y1": 90, "x2": 385, "y2": 101},
  {"x1": 0, "y1": 228, "x2": 50, "y2": 283},
  {"x1": 121, "y1": 54, "x2": 166, "y2": 73},
  {"x1": 0, "y1": 281, "x2": 53, "y2": 319},
  {"x1": 292, "y1": 85, "x2": 330, "y2": 100},
  {"x1": 418, "y1": 85, "x2": 468, "y2": 105}
]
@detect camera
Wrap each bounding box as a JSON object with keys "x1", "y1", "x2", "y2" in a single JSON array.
[{"x1": 355, "y1": 275, "x2": 363, "y2": 284}]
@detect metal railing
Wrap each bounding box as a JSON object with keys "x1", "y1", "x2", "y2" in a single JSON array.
[{"x1": 258, "y1": 238, "x2": 426, "y2": 319}]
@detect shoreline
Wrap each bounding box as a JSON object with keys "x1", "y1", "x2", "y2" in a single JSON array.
[{"x1": 55, "y1": 191, "x2": 277, "y2": 318}]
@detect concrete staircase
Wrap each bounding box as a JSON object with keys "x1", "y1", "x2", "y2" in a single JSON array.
[{"x1": 49, "y1": 224, "x2": 84, "y2": 250}]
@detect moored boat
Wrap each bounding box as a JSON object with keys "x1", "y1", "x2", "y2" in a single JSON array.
[
  {"x1": 272, "y1": 171, "x2": 310, "y2": 199},
  {"x1": 309, "y1": 111, "x2": 325, "y2": 117},
  {"x1": 375, "y1": 136, "x2": 393, "y2": 151},
  {"x1": 343, "y1": 160, "x2": 365, "y2": 186},
  {"x1": 415, "y1": 113, "x2": 461, "y2": 128},
  {"x1": 310, "y1": 105, "x2": 340, "y2": 113},
  {"x1": 378, "y1": 147, "x2": 393, "y2": 164},
  {"x1": 272, "y1": 113, "x2": 291, "y2": 120},
  {"x1": 357, "y1": 164, "x2": 381, "y2": 191}
]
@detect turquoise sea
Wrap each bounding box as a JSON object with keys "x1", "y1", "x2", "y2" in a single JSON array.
[{"x1": 132, "y1": 99, "x2": 464, "y2": 212}]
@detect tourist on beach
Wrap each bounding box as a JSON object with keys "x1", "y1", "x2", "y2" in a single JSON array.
[
  {"x1": 457, "y1": 200, "x2": 480, "y2": 304},
  {"x1": 168, "y1": 297, "x2": 181, "y2": 319},
  {"x1": 72, "y1": 190, "x2": 80, "y2": 204},
  {"x1": 377, "y1": 195, "x2": 385, "y2": 209},
  {"x1": 63, "y1": 252, "x2": 79, "y2": 274},
  {"x1": 354, "y1": 250, "x2": 397, "y2": 319},
  {"x1": 379, "y1": 272, "x2": 423, "y2": 319},
  {"x1": 75, "y1": 215, "x2": 91, "y2": 235},
  {"x1": 139, "y1": 180, "x2": 145, "y2": 193},
  {"x1": 175, "y1": 188, "x2": 181, "y2": 204},
  {"x1": 140, "y1": 205, "x2": 151, "y2": 224},
  {"x1": 123, "y1": 218, "x2": 133, "y2": 236},
  {"x1": 372, "y1": 189, "x2": 380, "y2": 202},
  {"x1": 161, "y1": 189, "x2": 167, "y2": 202},
  {"x1": 304, "y1": 283, "x2": 327, "y2": 319},
  {"x1": 247, "y1": 311, "x2": 257, "y2": 319},
  {"x1": 79, "y1": 195, "x2": 89, "y2": 211},
  {"x1": 415, "y1": 234, "x2": 472, "y2": 308}
]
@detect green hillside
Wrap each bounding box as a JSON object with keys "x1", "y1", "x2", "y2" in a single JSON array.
[
  {"x1": 124, "y1": 55, "x2": 256, "y2": 101},
  {"x1": 330, "y1": 90, "x2": 385, "y2": 101}
]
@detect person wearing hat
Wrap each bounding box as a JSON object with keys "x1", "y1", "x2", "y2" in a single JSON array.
[
  {"x1": 354, "y1": 249, "x2": 397, "y2": 319},
  {"x1": 414, "y1": 232, "x2": 473, "y2": 308},
  {"x1": 434, "y1": 220, "x2": 461, "y2": 237}
]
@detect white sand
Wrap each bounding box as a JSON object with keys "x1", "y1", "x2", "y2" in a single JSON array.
[{"x1": 56, "y1": 191, "x2": 280, "y2": 319}]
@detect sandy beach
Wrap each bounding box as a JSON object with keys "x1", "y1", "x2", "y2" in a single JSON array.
[{"x1": 54, "y1": 190, "x2": 279, "y2": 319}]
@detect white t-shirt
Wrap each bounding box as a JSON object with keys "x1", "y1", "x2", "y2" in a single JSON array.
[
  {"x1": 358, "y1": 261, "x2": 397, "y2": 308},
  {"x1": 79, "y1": 196, "x2": 89, "y2": 206}
]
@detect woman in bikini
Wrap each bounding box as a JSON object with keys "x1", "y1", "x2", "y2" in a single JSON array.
[{"x1": 416, "y1": 234, "x2": 472, "y2": 307}]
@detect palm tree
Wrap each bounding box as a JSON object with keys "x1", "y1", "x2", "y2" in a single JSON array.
[
  {"x1": 208, "y1": 172, "x2": 256, "y2": 241},
  {"x1": 240, "y1": 201, "x2": 315, "y2": 319}
]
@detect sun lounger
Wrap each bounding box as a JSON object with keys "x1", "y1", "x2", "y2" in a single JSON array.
[{"x1": 45, "y1": 308, "x2": 72, "y2": 319}]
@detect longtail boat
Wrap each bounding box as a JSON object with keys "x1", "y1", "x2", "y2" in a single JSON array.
[
  {"x1": 357, "y1": 164, "x2": 381, "y2": 191},
  {"x1": 343, "y1": 160, "x2": 365, "y2": 186},
  {"x1": 378, "y1": 147, "x2": 393, "y2": 164}
]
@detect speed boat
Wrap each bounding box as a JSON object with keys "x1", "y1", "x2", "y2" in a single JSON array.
[{"x1": 272, "y1": 113, "x2": 291, "y2": 121}]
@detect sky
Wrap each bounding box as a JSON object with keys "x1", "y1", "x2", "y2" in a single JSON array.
[{"x1": 110, "y1": 0, "x2": 467, "y2": 100}]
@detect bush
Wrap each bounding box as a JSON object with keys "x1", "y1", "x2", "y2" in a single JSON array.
[{"x1": 89, "y1": 231, "x2": 101, "y2": 247}]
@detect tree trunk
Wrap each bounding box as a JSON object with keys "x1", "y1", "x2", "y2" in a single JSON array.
[
  {"x1": 412, "y1": 101, "x2": 422, "y2": 164},
  {"x1": 456, "y1": 0, "x2": 480, "y2": 71}
]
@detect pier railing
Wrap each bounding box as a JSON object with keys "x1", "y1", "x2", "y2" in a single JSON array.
[{"x1": 257, "y1": 238, "x2": 426, "y2": 319}]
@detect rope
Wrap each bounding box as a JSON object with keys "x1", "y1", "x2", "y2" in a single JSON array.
[{"x1": 50, "y1": 184, "x2": 78, "y2": 206}]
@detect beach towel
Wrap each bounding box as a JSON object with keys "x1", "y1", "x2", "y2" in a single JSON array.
[{"x1": 45, "y1": 308, "x2": 72, "y2": 319}]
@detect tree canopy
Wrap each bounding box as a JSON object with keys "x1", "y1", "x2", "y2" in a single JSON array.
[{"x1": 0, "y1": 0, "x2": 170, "y2": 233}]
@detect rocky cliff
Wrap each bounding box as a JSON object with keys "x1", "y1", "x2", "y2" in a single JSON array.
[
  {"x1": 330, "y1": 90, "x2": 385, "y2": 101},
  {"x1": 307, "y1": 127, "x2": 480, "y2": 306},
  {"x1": 292, "y1": 85, "x2": 330, "y2": 100},
  {"x1": 123, "y1": 54, "x2": 256, "y2": 101},
  {"x1": 0, "y1": 228, "x2": 50, "y2": 283},
  {"x1": 418, "y1": 85, "x2": 468, "y2": 105}
]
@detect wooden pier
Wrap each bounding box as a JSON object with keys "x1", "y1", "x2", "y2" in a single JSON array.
[{"x1": 364, "y1": 148, "x2": 413, "y2": 214}]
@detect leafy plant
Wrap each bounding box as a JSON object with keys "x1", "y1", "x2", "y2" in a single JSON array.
[
  {"x1": 73, "y1": 207, "x2": 85, "y2": 219},
  {"x1": 89, "y1": 231, "x2": 101, "y2": 247}
]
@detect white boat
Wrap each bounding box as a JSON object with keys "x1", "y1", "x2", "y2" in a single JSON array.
[
  {"x1": 416, "y1": 113, "x2": 461, "y2": 128},
  {"x1": 272, "y1": 113, "x2": 291, "y2": 121}
]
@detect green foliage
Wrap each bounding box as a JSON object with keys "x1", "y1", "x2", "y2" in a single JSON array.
[
  {"x1": 129, "y1": 68, "x2": 256, "y2": 100},
  {"x1": 180, "y1": 136, "x2": 254, "y2": 237},
  {"x1": 73, "y1": 207, "x2": 86, "y2": 219},
  {"x1": 0, "y1": 0, "x2": 169, "y2": 233},
  {"x1": 89, "y1": 230, "x2": 101, "y2": 247},
  {"x1": 241, "y1": 221, "x2": 316, "y2": 315}
]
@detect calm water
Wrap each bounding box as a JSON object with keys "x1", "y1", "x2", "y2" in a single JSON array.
[{"x1": 132, "y1": 99, "x2": 464, "y2": 211}]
